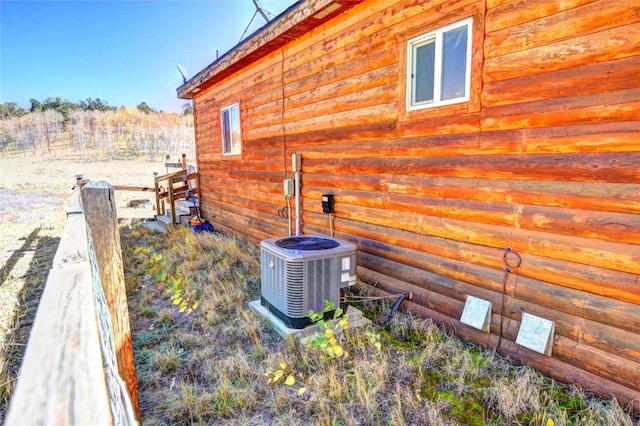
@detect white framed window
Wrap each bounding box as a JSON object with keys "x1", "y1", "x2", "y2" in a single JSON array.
[
  {"x1": 221, "y1": 103, "x2": 241, "y2": 155},
  {"x1": 406, "y1": 17, "x2": 472, "y2": 111}
]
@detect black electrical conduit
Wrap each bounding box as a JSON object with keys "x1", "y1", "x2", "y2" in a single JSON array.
[
  {"x1": 342, "y1": 246, "x2": 521, "y2": 331},
  {"x1": 342, "y1": 291, "x2": 413, "y2": 325}
]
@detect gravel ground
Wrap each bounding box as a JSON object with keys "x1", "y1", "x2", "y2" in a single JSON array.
[{"x1": 0, "y1": 150, "x2": 161, "y2": 422}]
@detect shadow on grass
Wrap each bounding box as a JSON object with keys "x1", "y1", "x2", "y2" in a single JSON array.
[
  {"x1": 0, "y1": 227, "x2": 40, "y2": 287},
  {"x1": 0, "y1": 230, "x2": 60, "y2": 424}
]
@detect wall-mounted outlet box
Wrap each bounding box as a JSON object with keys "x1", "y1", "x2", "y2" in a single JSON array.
[{"x1": 322, "y1": 194, "x2": 335, "y2": 213}]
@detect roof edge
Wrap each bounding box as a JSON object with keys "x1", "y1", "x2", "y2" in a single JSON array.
[{"x1": 177, "y1": 0, "x2": 363, "y2": 99}]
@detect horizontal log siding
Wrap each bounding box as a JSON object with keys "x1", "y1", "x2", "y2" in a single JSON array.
[
  {"x1": 480, "y1": 3, "x2": 640, "y2": 409},
  {"x1": 191, "y1": 0, "x2": 640, "y2": 408}
]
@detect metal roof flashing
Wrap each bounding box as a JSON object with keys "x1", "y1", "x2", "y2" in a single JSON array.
[{"x1": 176, "y1": 0, "x2": 363, "y2": 99}]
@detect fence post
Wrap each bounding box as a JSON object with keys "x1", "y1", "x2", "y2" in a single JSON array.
[{"x1": 81, "y1": 181, "x2": 140, "y2": 420}]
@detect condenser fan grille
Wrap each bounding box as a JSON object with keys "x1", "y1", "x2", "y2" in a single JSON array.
[{"x1": 275, "y1": 236, "x2": 340, "y2": 251}]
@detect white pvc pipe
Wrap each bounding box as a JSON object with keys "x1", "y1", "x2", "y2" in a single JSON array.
[
  {"x1": 292, "y1": 153, "x2": 302, "y2": 236},
  {"x1": 287, "y1": 196, "x2": 292, "y2": 237},
  {"x1": 294, "y1": 170, "x2": 301, "y2": 236}
]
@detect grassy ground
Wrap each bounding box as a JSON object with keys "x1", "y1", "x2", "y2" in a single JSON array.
[{"x1": 122, "y1": 225, "x2": 638, "y2": 426}]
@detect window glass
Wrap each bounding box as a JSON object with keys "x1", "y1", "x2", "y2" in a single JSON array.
[
  {"x1": 414, "y1": 41, "x2": 435, "y2": 104},
  {"x1": 229, "y1": 104, "x2": 240, "y2": 153},
  {"x1": 222, "y1": 109, "x2": 231, "y2": 153},
  {"x1": 441, "y1": 25, "x2": 468, "y2": 100},
  {"x1": 221, "y1": 103, "x2": 241, "y2": 155}
]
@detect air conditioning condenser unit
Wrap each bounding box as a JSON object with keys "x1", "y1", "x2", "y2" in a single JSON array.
[{"x1": 260, "y1": 235, "x2": 357, "y2": 329}]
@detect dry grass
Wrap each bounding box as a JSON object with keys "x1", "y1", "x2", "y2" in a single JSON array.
[{"x1": 122, "y1": 225, "x2": 639, "y2": 426}]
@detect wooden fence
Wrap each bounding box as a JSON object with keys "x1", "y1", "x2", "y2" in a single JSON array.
[{"x1": 5, "y1": 182, "x2": 139, "y2": 425}]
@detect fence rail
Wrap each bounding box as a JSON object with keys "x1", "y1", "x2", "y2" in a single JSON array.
[{"x1": 5, "y1": 182, "x2": 139, "y2": 425}]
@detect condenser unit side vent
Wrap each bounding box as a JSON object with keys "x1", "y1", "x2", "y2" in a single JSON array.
[
  {"x1": 286, "y1": 261, "x2": 304, "y2": 316},
  {"x1": 306, "y1": 257, "x2": 334, "y2": 314}
]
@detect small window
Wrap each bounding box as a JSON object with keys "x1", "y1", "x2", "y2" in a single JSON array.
[
  {"x1": 221, "y1": 103, "x2": 241, "y2": 155},
  {"x1": 407, "y1": 18, "x2": 472, "y2": 110}
]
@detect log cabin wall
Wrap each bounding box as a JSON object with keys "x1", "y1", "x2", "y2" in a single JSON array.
[{"x1": 186, "y1": 0, "x2": 640, "y2": 409}]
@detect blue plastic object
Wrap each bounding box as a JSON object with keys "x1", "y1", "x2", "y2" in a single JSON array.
[
  {"x1": 188, "y1": 190, "x2": 214, "y2": 233},
  {"x1": 192, "y1": 222, "x2": 214, "y2": 233}
]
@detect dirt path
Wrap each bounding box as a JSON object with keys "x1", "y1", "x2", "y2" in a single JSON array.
[{"x1": 0, "y1": 151, "x2": 163, "y2": 422}]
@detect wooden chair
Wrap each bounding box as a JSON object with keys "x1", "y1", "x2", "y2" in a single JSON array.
[{"x1": 154, "y1": 155, "x2": 199, "y2": 226}]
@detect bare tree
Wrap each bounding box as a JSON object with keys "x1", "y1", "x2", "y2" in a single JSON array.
[{"x1": 0, "y1": 106, "x2": 194, "y2": 160}]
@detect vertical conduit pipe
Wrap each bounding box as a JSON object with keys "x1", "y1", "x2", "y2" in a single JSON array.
[
  {"x1": 286, "y1": 196, "x2": 292, "y2": 237},
  {"x1": 292, "y1": 153, "x2": 301, "y2": 236},
  {"x1": 294, "y1": 171, "x2": 301, "y2": 236}
]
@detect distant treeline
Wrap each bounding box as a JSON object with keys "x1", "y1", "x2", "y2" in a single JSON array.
[{"x1": 0, "y1": 98, "x2": 195, "y2": 160}]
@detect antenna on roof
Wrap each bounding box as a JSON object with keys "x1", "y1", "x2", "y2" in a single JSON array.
[
  {"x1": 177, "y1": 64, "x2": 190, "y2": 84},
  {"x1": 253, "y1": 0, "x2": 273, "y2": 22},
  {"x1": 239, "y1": 0, "x2": 276, "y2": 42}
]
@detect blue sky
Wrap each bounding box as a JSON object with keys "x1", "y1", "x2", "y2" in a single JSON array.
[{"x1": 0, "y1": 0, "x2": 295, "y2": 113}]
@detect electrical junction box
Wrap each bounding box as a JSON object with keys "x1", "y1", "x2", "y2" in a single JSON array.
[
  {"x1": 283, "y1": 179, "x2": 294, "y2": 197},
  {"x1": 322, "y1": 194, "x2": 335, "y2": 214}
]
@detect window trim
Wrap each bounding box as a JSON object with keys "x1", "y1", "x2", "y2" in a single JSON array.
[
  {"x1": 220, "y1": 102, "x2": 241, "y2": 156},
  {"x1": 406, "y1": 17, "x2": 473, "y2": 112}
]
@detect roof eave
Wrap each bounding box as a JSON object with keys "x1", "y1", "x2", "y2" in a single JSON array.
[{"x1": 177, "y1": 0, "x2": 363, "y2": 99}]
